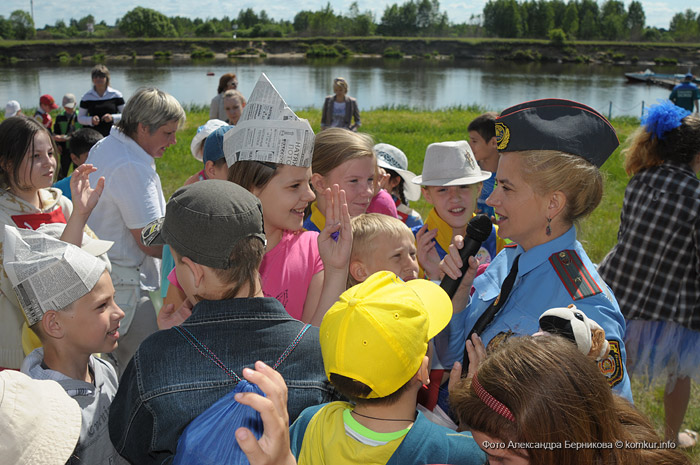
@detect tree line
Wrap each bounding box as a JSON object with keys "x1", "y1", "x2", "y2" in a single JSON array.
[{"x1": 1, "y1": 0, "x2": 700, "y2": 43}]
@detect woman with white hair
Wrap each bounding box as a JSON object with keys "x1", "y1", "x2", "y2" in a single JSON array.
[{"x1": 86, "y1": 87, "x2": 186, "y2": 375}]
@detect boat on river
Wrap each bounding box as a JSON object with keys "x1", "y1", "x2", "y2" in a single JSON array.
[{"x1": 625, "y1": 69, "x2": 698, "y2": 89}]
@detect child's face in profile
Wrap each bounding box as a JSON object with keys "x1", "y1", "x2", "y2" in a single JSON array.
[
  {"x1": 423, "y1": 184, "x2": 481, "y2": 231},
  {"x1": 468, "y1": 131, "x2": 496, "y2": 163},
  {"x1": 56, "y1": 271, "x2": 125, "y2": 355},
  {"x1": 70, "y1": 151, "x2": 90, "y2": 168},
  {"x1": 356, "y1": 232, "x2": 419, "y2": 282}
]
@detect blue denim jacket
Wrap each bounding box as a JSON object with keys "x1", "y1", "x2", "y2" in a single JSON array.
[{"x1": 109, "y1": 297, "x2": 338, "y2": 465}]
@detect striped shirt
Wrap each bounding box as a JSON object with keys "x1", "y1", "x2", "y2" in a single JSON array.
[{"x1": 598, "y1": 161, "x2": 700, "y2": 330}]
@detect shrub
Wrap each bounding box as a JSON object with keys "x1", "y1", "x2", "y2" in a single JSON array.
[
  {"x1": 227, "y1": 49, "x2": 246, "y2": 57},
  {"x1": 383, "y1": 47, "x2": 404, "y2": 58},
  {"x1": 92, "y1": 52, "x2": 105, "y2": 62},
  {"x1": 56, "y1": 51, "x2": 70, "y2": 63},
  {"x1": 306, "y1": 43, "x2": 340, "y2": 58},
  {"x1": 154, "y1": 50, "x2": 172, "y2": 59},
  {"x1": 548, "y1": 28, "x2": 567, "y2": 47},
  {"x1": 191, "y1": 46, "x2": 214, "y2": 59}
]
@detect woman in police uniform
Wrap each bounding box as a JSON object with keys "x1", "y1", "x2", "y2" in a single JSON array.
[{"x1": 434, "y1": 99, "x2": 632, "y2": 400}]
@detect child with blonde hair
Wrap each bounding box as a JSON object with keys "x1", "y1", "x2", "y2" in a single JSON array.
[{"x1": 347, "y1": 213, "x2": 418, "y2": 288}]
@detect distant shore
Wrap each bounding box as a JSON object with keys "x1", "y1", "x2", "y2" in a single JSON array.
[{"x1": 1, "y1": 37, "x2": 698, "y2": 67}]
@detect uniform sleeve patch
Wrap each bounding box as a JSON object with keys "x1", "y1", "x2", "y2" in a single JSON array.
[
  {"x1": 598, "y1": 340, "x2": 623, "y2": 388},
  {"x1": 549, "y1": 250, "x2": 602, "y2": 301}
]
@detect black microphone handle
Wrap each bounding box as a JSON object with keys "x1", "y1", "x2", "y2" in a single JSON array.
[{"x1": 439, "y1": 237, "x2": 483, "y2": 298}]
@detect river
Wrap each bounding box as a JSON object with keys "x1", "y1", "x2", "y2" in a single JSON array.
[{"x1": 0, "y1": 57, "x2": 674, "y2": 118}]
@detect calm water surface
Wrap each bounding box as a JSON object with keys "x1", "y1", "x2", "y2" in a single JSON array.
[{"x1": 0, "y1": 57, "x2": 673, "y2": 117}]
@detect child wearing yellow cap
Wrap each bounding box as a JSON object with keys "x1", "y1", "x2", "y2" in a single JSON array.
[{"x1": 289, "y1": 271, "x2": 486, "y2": 465}]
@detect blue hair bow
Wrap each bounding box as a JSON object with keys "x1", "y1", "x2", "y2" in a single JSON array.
[{"x1": 642, "y1": 100, "x2": 691, "y2": 140}]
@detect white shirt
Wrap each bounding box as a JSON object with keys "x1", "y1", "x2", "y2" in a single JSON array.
[{"x1": 86, "y1": 127, "x2": 165, "y2": 288}]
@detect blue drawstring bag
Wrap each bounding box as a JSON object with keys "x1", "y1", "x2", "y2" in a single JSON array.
[{"x1": 173, "y1": 380, "x2": 265, "y2": 465}]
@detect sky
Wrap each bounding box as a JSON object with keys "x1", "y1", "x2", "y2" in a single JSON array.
[{"x1": 2, "y1": 0, "x2": 698, "y2": 31}]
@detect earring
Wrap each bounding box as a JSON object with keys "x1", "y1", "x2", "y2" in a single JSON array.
[{"x1": 546, "y1": 217, "x2": 552, "y2": 236}]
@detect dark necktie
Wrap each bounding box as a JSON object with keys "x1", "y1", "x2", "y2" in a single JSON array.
[{"x1": 461, "y1": 254, "x2": 521, "y2": 376}]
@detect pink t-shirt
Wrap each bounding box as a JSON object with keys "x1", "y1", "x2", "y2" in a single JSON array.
[
  {"x1": 367, "y1": 189, "x2": 398, "y2": 218},
  {"x1": 259, "y1": 230, "x2": 324, "y2": 320}
]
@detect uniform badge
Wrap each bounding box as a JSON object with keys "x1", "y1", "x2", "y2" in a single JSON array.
[
  {"x1": 495, "y1": 122, "x2": 510, "y2": 150},
  {"x1": 598, "y1": 340, "x2": 623, "y2": 388}
]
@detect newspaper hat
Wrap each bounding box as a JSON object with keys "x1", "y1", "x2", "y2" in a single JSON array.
[
  {"x1": 412, "y1": 141, "x2": 491, "y2": 186},
  {"x1": 495, "y1": 99, "x2": 619, "y2": 168},
  {"x1": 190, "y1": 119, "x2": 228, "y2": 161},
  {"x1": 374, "y1": 143, "x2": 421, "y2": 202},
  {"x1": 36, "y1": 222, "x2": 113, "y2": 264},
  {"x1": 0, "y1": 370, "x2": 82, "y2": 465},
  {"x1": 3, "y1": 225, "x2": 107, "y2": 326},
  {"x1": 223, "y1": 73, "x2": 314, "y2": 168},
  {"x1": 320, "y1": 271, "x2": 452, "y2": 398},
  {"x1": 5, "y1": 100, "x2": 21, "y2": 118}
]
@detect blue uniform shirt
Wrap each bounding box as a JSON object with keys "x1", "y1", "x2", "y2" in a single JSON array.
[{"x1": 434, "y1": 226, "x2": 633, "y2": 402}]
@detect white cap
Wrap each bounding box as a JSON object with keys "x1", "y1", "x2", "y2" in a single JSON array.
[
  {"x1": 374, "y1": 143, "x2": 421, "y2": 201},
  {"x1": 0, "y1": 370, "x2": 82, "y2": 465},
  {"x1": 412, "y1": 141, "x2": 491, "y2": 186},
  {"x1": 190, "y1": 119, "x2": 228, "y2": 161},
  {"x1": 5, "y1": 100, "x2": 21, "y2": 118}
]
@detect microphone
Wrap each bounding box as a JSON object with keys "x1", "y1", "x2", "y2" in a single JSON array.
[{"x1": 439, "y1": 214, "x2": 492, "y2": 298}]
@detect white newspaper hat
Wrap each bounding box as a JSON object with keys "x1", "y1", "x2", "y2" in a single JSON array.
[
  {"x1": 223, "y1": 73, "x2": 315, "y2": 168},
  {"x1": 0, "y1": 370, "x2": 82, "y2": 465},
  {"x1": 3, "y1": 225, "x2": 107, "y2": 326}
]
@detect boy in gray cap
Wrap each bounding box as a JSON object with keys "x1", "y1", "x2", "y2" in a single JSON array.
[{"x1": 109, "y1": 180, "x2": 337, "y2": 465}]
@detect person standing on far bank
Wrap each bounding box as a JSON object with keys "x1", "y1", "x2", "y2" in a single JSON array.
[
  {"x1": 321, "y1": 77, "x2": 361, "y2": 131},
  {"x1": 669, "y1": 73, "x2": 699, "y2": 113}
]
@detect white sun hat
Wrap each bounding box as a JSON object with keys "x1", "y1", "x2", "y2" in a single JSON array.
[
  {"x1": 374, "y1": 143, "x2": 421, "y2": 202},
  {"x1": 190, "y1": 119, "x2": 228, "y2": 161},
  {"x1": 412, "y1": 141, "x2": 491, "y2": 186},
  {"x1": 0, "y1": 370, "x2": 82, "y2": 465}
]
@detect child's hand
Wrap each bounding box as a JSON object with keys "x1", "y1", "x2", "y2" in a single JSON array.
[
  {"x1": 415, "y1": 224, "x2": 441, "y2": 280},
  {"x1": 157, "y1": 299, "x2": 193, "y2": 330},
  {"x1": 70, "y1": 164, "x2": 105, "y2": 219},
  {"x1": 318, "y1": 184, "x2": 352, "y2": 273},
  {"x1": 374, "y1": 168, "x2": 390, "y2": 194},
  {"x1": 464, "y1": 333, "x2": 487, "y2": 380},
  {"x1": 235, "y1": 362, "x2": 297, "y2": 465}
]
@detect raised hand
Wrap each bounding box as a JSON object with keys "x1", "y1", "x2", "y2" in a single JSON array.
[{"x1": 415, "y1": 224, "x2": 441, "y2": 280}]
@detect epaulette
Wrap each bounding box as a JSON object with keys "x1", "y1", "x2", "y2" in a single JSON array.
[{"x1": 549, "y1": 250, "x2": 602, "y2": 301}]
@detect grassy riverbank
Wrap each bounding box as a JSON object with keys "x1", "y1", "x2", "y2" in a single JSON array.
[{"x1": 157, "y1": 107, "x2": 699, "y2": 460}]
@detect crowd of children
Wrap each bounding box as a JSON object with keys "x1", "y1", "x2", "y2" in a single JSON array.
[{"x1": 0, "y1": 75, "x2": 697, "y2": 465}]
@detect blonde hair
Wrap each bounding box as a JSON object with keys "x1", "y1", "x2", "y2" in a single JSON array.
[
  {"x1": 333, "y1": 77, "x2": 348, "y2": 93},
  {"x1": 623, "y1": 113, "x2": 700, "y2": 176},
  {"x1": 117, "y1": 87, "x2": 185, "y2": 138},
  {"x1": 347, "y1": 213, "x2": 414, "y2": 288},
  {"x1": 515, "y1": 150, "x2": 602, "y2": 225},
  {"x1": 223, "y1": 89, "x2": 246, "y2": 105},
  {"x1": 312, "y1": 128, "x2": 375, "y2": 177}
]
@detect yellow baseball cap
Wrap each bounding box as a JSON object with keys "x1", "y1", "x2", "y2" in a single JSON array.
[{"x1": 320, "y1": 271, "x2": 452, "y2": 398}]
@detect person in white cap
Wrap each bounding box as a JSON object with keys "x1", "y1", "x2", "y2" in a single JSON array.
[
  {"x1": 54, "y1": 93, "x2": 81, "y2": 180},
  {"x1": 374, "y1": 143, "x2": 423, "y2": 228},
  {"x1": 411, "y1": 141, "x2": 504, "y2": 280},
  {"x1": 4, "y1": 99, "x2": 21, "y2": 118}
]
